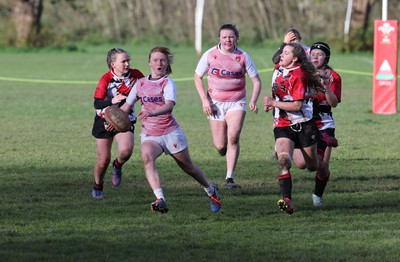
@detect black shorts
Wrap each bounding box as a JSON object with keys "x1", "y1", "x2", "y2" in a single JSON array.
[
  {"x1": 92, "y1": 116, "x2": 135, "y2": 139},
  {"x1": 274, "y1": 120, "x2": 321, "y2": 148}
]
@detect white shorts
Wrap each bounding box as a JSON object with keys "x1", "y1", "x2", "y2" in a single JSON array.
[
  {"x1": 208, "y1": 97, "x2": 247, "y2": 121},
  {"x1": 140, "y1": 127, "x2": 188, "y2": 155}
]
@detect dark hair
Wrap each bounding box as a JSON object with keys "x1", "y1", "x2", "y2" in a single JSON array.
[
  {"x1": 310, "y1": 42, "x2": 331, "y2": 64},
  {"x1": 149, "y1": 46, "x2": 174, "y2": 75},
  {"x1": 106, "y1": 48, "x2": 129, "y2": 70},
  {"x1": 286, "y1": 42, "x2": 322, "y2": 90},
  {"x1": 219, "y1": 24, "x2": 239, "y2": 39},
  {"x1": 287, "y1": 28, "x2": 302, "y2": 41}
]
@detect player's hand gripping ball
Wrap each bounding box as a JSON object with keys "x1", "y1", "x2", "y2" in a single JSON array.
[{"x1": 104, "y1": 106, "x2": 131, "y2": 132}]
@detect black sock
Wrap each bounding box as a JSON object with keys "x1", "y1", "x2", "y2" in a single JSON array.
[
  {"x1": 278, "y1": 173, "x2": 292, "y2": 199},
  {"x1": 314, "y1": 173, "x2": 330, "y2": 197}
]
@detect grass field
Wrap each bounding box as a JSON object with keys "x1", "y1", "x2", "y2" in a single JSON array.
[{"x1": 1, "y1": 44, "x2": 400, "y2": 261}]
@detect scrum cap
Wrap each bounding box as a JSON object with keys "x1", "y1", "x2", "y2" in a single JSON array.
[{"x1": 310, "y1": 42, "x2": 331, "y2": 64}]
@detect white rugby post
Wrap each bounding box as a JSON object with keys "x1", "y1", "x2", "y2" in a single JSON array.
[
  {"x1": 344, "y1": 0, "x2": 353, "y2": 45},
  {"x1": 372, "y1": 0, "x2": 398, "y2": 114},
  {"x1": 195, "y1": 0, "x2": 205, "y2": 58},
  {"x1": 382, "y1": 0, "x2": 387, "y2": 21}
]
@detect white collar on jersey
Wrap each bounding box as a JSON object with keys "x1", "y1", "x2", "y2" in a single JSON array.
[
  {"x1": 111, "y1": 69, "x2": 131, "y2": 82},
  {"x1": 148, "y1": 74, "x2": 168, "y2": 81},
  {"x1": 278, "y1": 65, "x2": 301, "y2": 74},
  {"x1": 218, "y1": 43, "x2": 237, "y2": 54}
]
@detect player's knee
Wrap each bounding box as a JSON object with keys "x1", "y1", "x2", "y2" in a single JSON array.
[
  {"x1": 278, "y1": 153, "x2": 291, "y2": 170},
  {"x1": 97, "y1": 159, "x2": 110, "y2": 170},
  {"x1": 215, "y1": 145, "x2": 227, "y2": 156},
  {"x1": 119, "y1": 148, "x2": 133, "y2": 159},
  {"x1": 141, "y1": 152, "x2": 155, "y2": 166},
  {"x1": 228, "y1": 133, "x2": 240, "y2": 145}
]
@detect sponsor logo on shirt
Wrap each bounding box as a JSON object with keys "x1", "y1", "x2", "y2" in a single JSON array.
[
  {"x1": 142, "y1": 96, "x2": 164, "y2": 102},
  {"x1": 211, "y1": 68, "x2": 242, "y2": 77}
]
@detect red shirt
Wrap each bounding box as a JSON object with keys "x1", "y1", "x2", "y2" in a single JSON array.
[
  {"x1": 313, "y1": 69, "x2": 342, "y2": 130},
  {"x1": 93, "y1": 68, "x2": 144, "y2": 121},
  {"x1": 271, "y1": 64, "x2": 313, "y2": 127}
]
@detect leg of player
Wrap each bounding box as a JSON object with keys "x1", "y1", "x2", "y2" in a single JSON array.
[
  {"x1": 209, "y1": 120, "x2": 234, "y2": 188},
  {"x1": 292, "y1": 148, "x2": 307, "y2": 169},
  {"x1": 209, "y1": 119, "x2": 227, "y2": 156},
  {"x1": 313, "y1": 146, "x2": 332, "y2": 207},
  {"x1": 224, "y1": 110, "x2": 245, "y2": 188},
  {"x1": 92, "y1": 138, "x2": 113, "y2": 199},
  {"x1": 275, "y1": 138, "x2": 295, "y2": 215},
  {"x1": 141, "y1": 140, "x2": 168, "y2": 213},
  {"x1": 112, "y1": 132, "x2": 134, "y2": 187},
  {"x1": 300, "y1": 144, "x2": 319, "y2": 172},
  {"x1": 171, "y1": 147, "x2": 221, "y2": 213}
]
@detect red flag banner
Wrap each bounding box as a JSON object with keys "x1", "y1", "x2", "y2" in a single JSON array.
[{"x1": 372, "y1": 20, "x2": 398, "y2": 114}]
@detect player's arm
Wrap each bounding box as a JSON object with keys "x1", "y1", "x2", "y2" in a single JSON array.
[
  {"x1": 272, "y1": 43, "x2": 286, "y2": 64},
  {"x1": 138, "y1": 80, "x2": 176, "y2": 120},
  {"x1": 194, "y1": 51, "x2": 214, "y2": 116},
  {"x1": 120, "y1": 102, "x2": 132, "y2": 114},
  {"x1": 264, "y1": 97, "x2": 303, "y2": 112},
  {"x1": 249, "y1": 74, "x2": 262, "y2": 113},
  {"x1": 93, "y1": 74, "x2": 125, "y2": 109},
  {"x1": 272, "y1": 32, "x2": 297, "y2": 64},
  {"x1": 194, "y1": 73, "x2": 208, "y2": 103},
  {"x1": 324, "y1": 84, "x2": 339, "y2": 108},
  {"x1": 94, "y1": 98, "x2": 112, "y2": 109},
  {"x1": 194, "y1": 73, "x2": 213, "y2": 116},
  {"x1": 93, "y1": 93, "x2": 126, "y2": 109},
  {"x1": 268, "y1": 72, "x2": 306, "y2": 111},
  {"x1": 138, "y1": 100, "x2": 175, "y2": 120},
  {"x1": 319, "y1": 72, "x2": 339, "y2": 108},
  {"x1": 245, "y1": 54, "x2": 262, "y2": 113},
  {"x1": 94, "y1": 95, "x2": 126, "y2": 109}
]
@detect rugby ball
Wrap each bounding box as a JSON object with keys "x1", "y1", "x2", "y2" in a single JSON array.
[{"x1": 104, "y1": 106, "x2": 131, "y2": 132}]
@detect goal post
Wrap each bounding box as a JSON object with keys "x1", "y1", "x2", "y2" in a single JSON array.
[{"x1": 195, "y1": 0, "x2": 205, "y2": 58}]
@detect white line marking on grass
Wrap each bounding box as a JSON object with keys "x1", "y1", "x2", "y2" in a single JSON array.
[{"x1": 0, "y1": 68, "x2": 393, "y2": 85}]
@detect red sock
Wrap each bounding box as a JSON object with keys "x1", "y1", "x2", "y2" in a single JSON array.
[
  {"x1": 93, "y1": 182, "x2": 103, "y2": 191},
  {"x1": 113, "y1": 159, "x2": 122, "y2": 168}
]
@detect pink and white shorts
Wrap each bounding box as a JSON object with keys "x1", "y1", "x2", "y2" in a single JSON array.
[
  {"x1": 140, "y1": 127, "x2": 188, "y2": 155},
  {"x1": 208, "y1": 97, "x2": 247, "y2": 121}
]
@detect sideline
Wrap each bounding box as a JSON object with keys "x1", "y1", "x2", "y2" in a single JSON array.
[{"x1": 0, "y1": 68, "x2": 382, "y2": 85}]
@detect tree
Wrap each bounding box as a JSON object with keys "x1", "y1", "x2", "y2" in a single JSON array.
[
  {"x1": 346, "y1": 0, "x2": 378, "y2": 50},
  {"x1": 12, "y1": 0, "x2": 42, "y2": 47}
]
